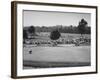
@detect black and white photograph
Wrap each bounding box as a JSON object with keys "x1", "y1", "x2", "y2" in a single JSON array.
[
  {"x1": 11, "y1": 1, "x2": 97, "y2": 78},
  {"x1": 23, "y1": 10, "x2": 91, "y2": 69}
]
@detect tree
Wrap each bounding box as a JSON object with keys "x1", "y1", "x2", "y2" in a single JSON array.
[
  {"x1": 50, "y1": 30, "x2": 61, "y2": 46},
  {"x1": 28, "y1": 25, "x2": 35, "y2": 34},
  {"x1": 23, "y1": 29, "x2": 28, "y2": 44},
  {"x1": 28, "y1": 26, "x2": 35, "y2": 39},
  {"x1": 78, "y1": 19, "x2": 88, "y2": 35},
  {"x1": 50, "y1": 30, "x2": 61, "y2": 40}
]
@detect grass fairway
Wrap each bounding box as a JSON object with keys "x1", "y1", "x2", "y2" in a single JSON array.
[{"x1": 23, "y1": 45, "x2": 90, "y2": 69}]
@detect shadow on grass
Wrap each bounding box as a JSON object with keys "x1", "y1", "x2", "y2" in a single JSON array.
[{"x1": 23, "y1": 60, "x2": 90, "y2": 69}]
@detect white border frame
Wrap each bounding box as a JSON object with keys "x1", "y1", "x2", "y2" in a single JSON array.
[{"x1": 16, "y1": 3, "x2": 97, "y2": 77}]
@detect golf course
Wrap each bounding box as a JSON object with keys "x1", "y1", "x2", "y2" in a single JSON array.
[{"x1": 23, "y1": 45, "x2": 90, "y2": 69}]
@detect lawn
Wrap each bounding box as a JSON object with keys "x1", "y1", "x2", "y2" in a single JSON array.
[
  {"x1": 36, "y1": 32, "x2": 90, "y2": 40},
  {"x1": 23, "y1": 45, "x2": 91, "y2": 69},
  {"x1": 23, "y1": 32, "x2": 91, "y2": 69}
]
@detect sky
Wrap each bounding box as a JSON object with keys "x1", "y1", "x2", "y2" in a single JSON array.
[{"x1": 23, "y1": 10, "x2": 91, "y2": 27}]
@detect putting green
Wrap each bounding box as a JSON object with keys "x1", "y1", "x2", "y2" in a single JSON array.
[{"x1": 23, "y1": 46, "x2": 90, "y2": 63}]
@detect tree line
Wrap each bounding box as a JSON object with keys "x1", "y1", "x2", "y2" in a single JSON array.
[
  {"x1": 24, "y1": 19, "x2": 90, "y2": 34},
  {"x1": 24, "y1": 25, "x2": 90, "y2": 34}
]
